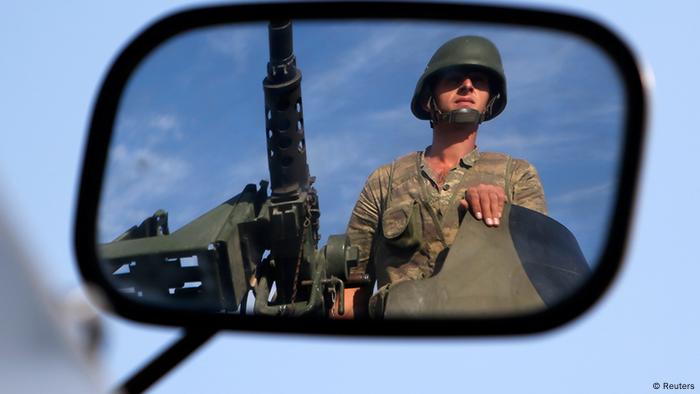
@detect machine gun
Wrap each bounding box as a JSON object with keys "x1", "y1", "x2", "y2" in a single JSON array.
[{"x1": 99, "y1": 20, "x2": 364, "y2": 317}]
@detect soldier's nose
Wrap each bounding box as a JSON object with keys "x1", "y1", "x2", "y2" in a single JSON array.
[{"x1": 459, "y1": 78, "x2": 474, "y2": 91}]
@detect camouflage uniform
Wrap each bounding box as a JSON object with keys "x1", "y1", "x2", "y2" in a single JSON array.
[{"x1": 346, "y1": 146, "x2": 546, "y2": 290}]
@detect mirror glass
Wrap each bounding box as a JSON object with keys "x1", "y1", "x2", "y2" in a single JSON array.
[{"x1": 97, "y1": 20, "x2": 624, "y2": 319}]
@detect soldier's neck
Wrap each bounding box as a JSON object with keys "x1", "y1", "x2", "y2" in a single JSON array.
[{"x1": 426, "y1": 124, "x2": 478, "y2": 170}]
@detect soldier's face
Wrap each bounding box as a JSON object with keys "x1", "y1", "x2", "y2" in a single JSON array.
[{"x1": 431, "y1": 69, "x2": 491, "y2": 114}]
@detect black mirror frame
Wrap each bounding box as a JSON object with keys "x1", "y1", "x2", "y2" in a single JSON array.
[{"x1": 75, "y1": 1, "x2": 647, "y2": 336}]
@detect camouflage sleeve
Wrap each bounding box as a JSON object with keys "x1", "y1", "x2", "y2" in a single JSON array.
[
  {"x1": 509, "y1": 159, "x2": 547, "y2": 215},
  {"x1": 346, "y1": 164, "x2": 392, "y2": 277}
]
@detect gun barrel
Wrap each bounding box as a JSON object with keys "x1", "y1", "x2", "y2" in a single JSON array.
[
  {"x1": 268, "y1": 20, "x2": 295, "y2": 78},
  {"x1": 263, "y1": 20, "x2": 309, "y2": 198}
]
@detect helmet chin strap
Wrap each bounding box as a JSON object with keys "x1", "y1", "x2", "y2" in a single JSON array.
[
  {"x1": 427, "y1": 94, "x2": 500, "y2": 128},
  {"x1": 428, "y1": 96, "x2": 482, "y2": 128}
]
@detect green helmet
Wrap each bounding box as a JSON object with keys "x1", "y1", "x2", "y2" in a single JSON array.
[{"x1": 411, "y1": 35, "x2": 507, "y2": 123}]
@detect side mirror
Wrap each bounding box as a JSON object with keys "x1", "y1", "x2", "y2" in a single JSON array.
[{"x1": 75, "y1": 2, "x2": 647, "y2": 335}]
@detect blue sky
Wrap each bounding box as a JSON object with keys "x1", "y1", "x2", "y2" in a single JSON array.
[{"x1": 2, "y1": 1, "x2": 700, "y2": 393}]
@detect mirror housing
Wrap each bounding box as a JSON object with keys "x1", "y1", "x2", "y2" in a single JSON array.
[{"x1": 75, "y1": 1, "x2": 647, "y2": 335}]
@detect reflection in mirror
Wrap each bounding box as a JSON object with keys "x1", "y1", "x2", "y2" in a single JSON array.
[{"x1": 98, "y1": 20, "x2": 623, "y2": 319}]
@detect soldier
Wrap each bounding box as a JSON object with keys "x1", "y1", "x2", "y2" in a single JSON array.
[{"x1": 336, "y1": 36, "x2": 547, "y2": 318}]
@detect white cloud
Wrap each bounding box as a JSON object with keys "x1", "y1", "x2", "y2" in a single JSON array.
[
  {"x1": 115, "y1": 112, "x2": 186, "y2": 147},
  {"x1": 306, "y1": 131, "x2": 368, "y2": 179},
  {"x1": 204, "y1": 27, "x2": 257, "y2": 75},
  {"x1": 506, "y1": 40, "x2": 580, "y2": 95},
  {"x1": 311, "y1": 30, "x2": 398, "y2": 82},
  {"x1": 225, "y1": 152, "x2": 269, "y2": 199},
  {"x1": 98, "y1": 144, "x2": 191, "y2": 241},
  {"x1": 302, "y1": 23, "x2": 444, "y2": 114},
  {"x1": 367, "y1": 105, "x2": 408, "y2": 122},
  {"x1": 477, "y1": 124, "x2": 586, "y2": 164},
  {"x1": 148, "y1": 113, "x2": 178, "y2": 131},
  {"x1": 549, "y1": 181, "x2": 613, "y2": 205},
  {"x1": 479, "y1": 97, "x2": 623, "y2": 165}
]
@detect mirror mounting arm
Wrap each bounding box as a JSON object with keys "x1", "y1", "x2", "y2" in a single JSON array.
[{"x1": 116, "y1": 327, "x2": 218, "y2": 394}]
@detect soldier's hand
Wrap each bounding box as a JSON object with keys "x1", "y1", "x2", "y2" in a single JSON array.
[{"x1": 459, "y1": 183, "x2": 506, "y2": 227}]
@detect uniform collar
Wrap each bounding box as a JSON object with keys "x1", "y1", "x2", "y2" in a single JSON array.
[
  {"x1": 460, "y1": 146, "x2": 480, "y2": 168},
  {"x1": 420, "y1": 146, "x2": 480, "y2": 169}
]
